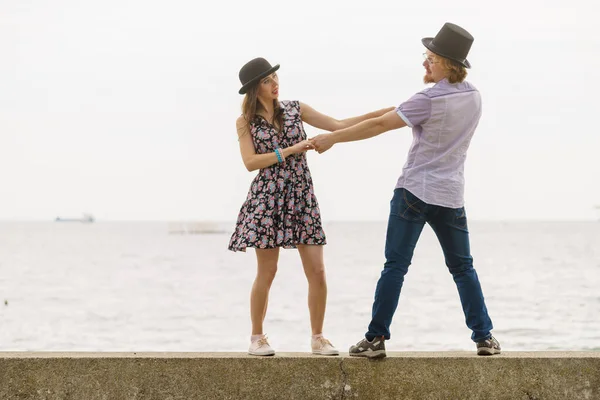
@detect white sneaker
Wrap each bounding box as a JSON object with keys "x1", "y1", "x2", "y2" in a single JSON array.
[
  {"x1": 248, "y1": 336, "x2": 275, "y2": 356},
  {"x1": 311, "y1": 336, "x2": 339, "y2": 356}
]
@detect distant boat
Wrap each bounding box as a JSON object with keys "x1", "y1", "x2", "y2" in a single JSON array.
[{"x1": 55, "y1": 213, "x2": 95, "y2": 223}]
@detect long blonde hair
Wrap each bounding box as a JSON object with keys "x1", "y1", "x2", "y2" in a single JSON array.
[{"x1": 240, "y1": 84, "x2": 283, "y2": 136}]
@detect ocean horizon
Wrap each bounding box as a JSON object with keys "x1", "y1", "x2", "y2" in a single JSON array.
[{"x1": 0, "y1": 220, "x2": 598, "y2": 353}]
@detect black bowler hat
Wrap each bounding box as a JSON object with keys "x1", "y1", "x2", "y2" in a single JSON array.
[
  {"x1": 238, "y1": 57, "x2": 280, "y2": 95},
  {"x1": 422, "y1": 22, "x2": 474, "y2": 68}
]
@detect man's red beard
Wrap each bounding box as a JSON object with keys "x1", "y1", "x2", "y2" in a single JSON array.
[{"x1": 423, "y1": 73, "x2": 435, "y2": 84}]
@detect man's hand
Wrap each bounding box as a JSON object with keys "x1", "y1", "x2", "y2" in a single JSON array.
[
  {"x1": 310, "y1": 134, "x2": 335, "y2": 154},
  {"x1": 290, "y1": 139, "x2": 315, "y2": 154}
]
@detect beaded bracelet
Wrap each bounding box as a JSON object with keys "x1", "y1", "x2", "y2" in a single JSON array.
[{"x1": 275, "y1": 148, "x2": 284, "y2": 163}]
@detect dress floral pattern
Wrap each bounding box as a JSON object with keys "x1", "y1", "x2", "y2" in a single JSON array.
[{"x1": 228, "y1": 100, "x2": 327, "y2": 252}]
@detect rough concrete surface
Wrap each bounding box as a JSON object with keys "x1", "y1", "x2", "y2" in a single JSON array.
[{"x1": 0, "y1": 352, "x2": 598, "y2": 400}]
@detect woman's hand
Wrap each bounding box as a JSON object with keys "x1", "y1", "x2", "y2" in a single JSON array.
[{"x1": 290, "y1": 139, "x2": 315, "y2": 154}]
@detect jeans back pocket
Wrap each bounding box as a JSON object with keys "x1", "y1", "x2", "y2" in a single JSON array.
[{"x1": 391, "y1": 189, "x2": 425, "y2": 222}]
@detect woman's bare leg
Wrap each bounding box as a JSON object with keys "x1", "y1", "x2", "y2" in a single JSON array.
[
  {"x1": 250, "y1": 248, "x2": 279, "y2": 335},
  {"x1": 297, "y1": 245, "x2": 327, "y2": 335}
]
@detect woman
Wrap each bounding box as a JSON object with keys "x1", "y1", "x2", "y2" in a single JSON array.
[{"x1": 228, "y1": 57, "x2": 393, "y2": 356}]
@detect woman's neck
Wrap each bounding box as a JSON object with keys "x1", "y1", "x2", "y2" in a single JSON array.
[{"x1": 257, "y1": 98, "x2": 274, "y2": 119}]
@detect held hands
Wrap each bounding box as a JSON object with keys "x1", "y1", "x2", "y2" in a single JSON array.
[
  {"x1": 289, "y1": 134, "x2": 335, "y2": 155},
  {"x1": 291, "y1": 139, "x2": 315, "y2": 154},
  {"x1": 309, "y1": 134, "x2": 335, "y2": 154}
]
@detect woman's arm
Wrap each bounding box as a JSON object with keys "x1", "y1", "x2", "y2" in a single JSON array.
[
  {"x1": 310, "y1": 110, "x2": 407, "y2": 153},
  {"x1": 300, "y1": 102, "x2": 395, "y2": 132},
  {"x1": 236, "y1": 117, "x2": 313, "y2": 172}
]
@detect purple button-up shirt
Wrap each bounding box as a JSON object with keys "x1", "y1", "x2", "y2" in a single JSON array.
[{"x1": 395, "y1": 78, "x2": 482, "y2": 209}]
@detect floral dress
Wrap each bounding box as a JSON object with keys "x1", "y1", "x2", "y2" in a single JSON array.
[{"x1": 228, "y1": 100, "x2": 327, "y2": 252}]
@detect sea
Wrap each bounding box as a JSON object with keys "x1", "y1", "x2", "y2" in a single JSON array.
[{"x1": 0, "y1": 220, "x2": 598, "y2": 353}]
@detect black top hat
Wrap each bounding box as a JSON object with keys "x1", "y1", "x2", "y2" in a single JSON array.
[
  {"x1": 238, "y1": 57, "x2": 280, "y2": 95},
  {"x1": 422, "y1": 22, "x2": 474, "y2": 68}
]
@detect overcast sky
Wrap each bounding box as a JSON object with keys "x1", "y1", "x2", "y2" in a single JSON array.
[{"x1": 1, "y1": 0, "x2": 598, "y2": 221}]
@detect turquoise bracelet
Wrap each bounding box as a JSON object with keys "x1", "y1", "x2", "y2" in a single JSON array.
[{"x1": 275, "y1": 148, "x2": 283, "y2": 163}]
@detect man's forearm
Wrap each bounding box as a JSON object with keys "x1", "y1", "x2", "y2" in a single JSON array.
[
  {"x1": 331, "y1": 117, "x2": 386, "y2": 144},
  {"x1": 338, "y1": 107, "x2": 395, "y2": 129}
]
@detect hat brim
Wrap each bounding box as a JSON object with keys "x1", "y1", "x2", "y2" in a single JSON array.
[
  {"x1": 421, "y1": 38, "x2": 471, "y2": 69},
  {"x1": 239, "y1": 64, "x2": 280, "y2": 94}
]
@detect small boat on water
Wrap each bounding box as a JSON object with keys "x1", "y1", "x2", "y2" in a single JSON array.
[{"x1": 55, "y1": 213, "x2": 95, "y2": 223}]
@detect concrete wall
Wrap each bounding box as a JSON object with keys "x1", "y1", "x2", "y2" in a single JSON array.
[{"x1": 1, "y1": 352, "x2": 598, "y2": 400}]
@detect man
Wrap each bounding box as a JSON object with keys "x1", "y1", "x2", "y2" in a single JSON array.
[{"x1": 311, "y1": 22, "x2": 500, "y2": 358}]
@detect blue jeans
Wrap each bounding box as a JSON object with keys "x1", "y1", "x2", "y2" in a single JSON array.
[{"x1": 366, "y1": 188, "x2": 493, "y2": 342}]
